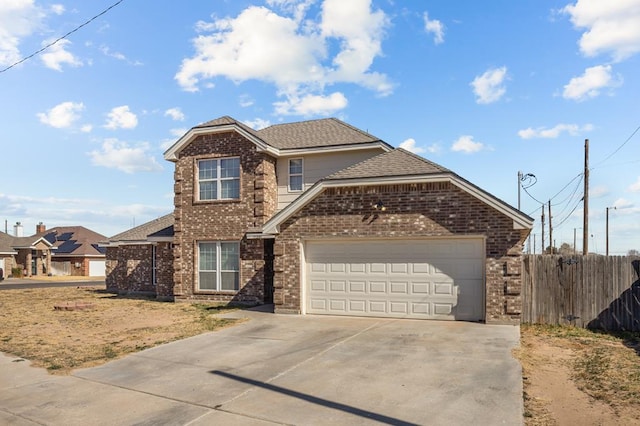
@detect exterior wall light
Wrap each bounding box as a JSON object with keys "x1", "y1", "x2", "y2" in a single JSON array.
[{"x1": 372, "y1": 200, "x2": 386, "y2": 211}]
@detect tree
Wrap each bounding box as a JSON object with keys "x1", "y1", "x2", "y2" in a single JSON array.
[{"x1": 628, "y1": 249, "x2": 640, "y2": 256}]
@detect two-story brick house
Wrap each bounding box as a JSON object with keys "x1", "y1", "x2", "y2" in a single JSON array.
[{"x1": 104, "y1": 115, "x2": 533, "y2": 323}]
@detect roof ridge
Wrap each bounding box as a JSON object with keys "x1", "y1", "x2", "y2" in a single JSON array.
[
  {"x1": 108, "y1": 213, "x2": 174, "y2": 240},
  {"x1": 327, "y1": 117, "x2": 381, "y2": 142}
]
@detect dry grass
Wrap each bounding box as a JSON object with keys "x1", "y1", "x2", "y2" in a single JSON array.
[
  {"x1": 0, "y1": 286, "x2": 241, "y2": 374},
  {"x1": 519, "y1": 324, "x2": 640, "y2": 425}
]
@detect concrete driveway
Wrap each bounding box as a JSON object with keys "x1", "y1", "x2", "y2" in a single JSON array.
[{"x1": 0, "y1": 308, "x2": 523, "y2": 425}]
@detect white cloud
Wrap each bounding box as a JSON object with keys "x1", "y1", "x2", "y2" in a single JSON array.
[
  {"x1": 451, "y1": 135, "x2": 485, "y2": 154},
  {"x1": 563, "y1": 0, "x2": 640, "y2": 61},
  {"x1": 170, "y1": 128, "x2": 188, "y2": 137},
  {"x1": 37, "y1": 101, "x2": 84, "y2": 128},
  {"x1": 629, "y1": 177, "x2": 640, "y2": 192},
  {"x1": 0, "y1": 0, "x2": 46, "y2": 67},
  {"x1": 562, "y1": 64, "x2": 621, "y2": 101},
  {"x1": 175, "y1": 0, "x2": 391, "y2": 116},
  {"x1": 274, "y1": 91, "x2": 348, "y2": 116},
  {"x1": 424, "y1": 12, "x2": 445, "y2": 44},
  {"x1": 164, "y1": 107, "x2": 185, "y2": 121},
  {"x1": 99, "y1": 45, "x2": 142, "y2": 66},
  {"x1": 590, "y1": 185, "x2": 609, "y2": 198},
  {"x1": 518, "y1": 123, "x2": 594, "y2": 139},
  {"x1": 470, "y1": 66, "x2": 508, "y2": 104},
  {"x1": 612, "y1": 198, "x2": 634, "y2": 210},
  {"x1": 80, "y1": 124, "x2": 92, "y2": 133},
  {"x1": 243, "y1": 118, "x2": 271, "y2": 130},
  {"x1": 89, "y1": 139, "x2": 162, "y2": 173},
  {"x1": 50, "y1": 4, "x2": 64, "y2": 15},
  {"x1": 239, "y1": 94, "x2": 254, "y2": 107},
  {"x1": 40, "y1": 39, "x2": 82, "y2": 71},
  {"x1": 399, "y1": 138, "x2": 424, "y2": 154},
  {"x1": 104, "y1": 106, "x2": 138, "y2": 129}
]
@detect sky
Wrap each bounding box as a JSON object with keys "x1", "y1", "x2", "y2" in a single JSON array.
[{"x1": 0, "y1": 0, "x2": 639, "y2": 255}]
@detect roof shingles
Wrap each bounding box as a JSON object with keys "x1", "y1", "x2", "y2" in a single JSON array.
[
  {"x1": 326, "y1": 148, "x2": 451, "y2": 180},
  {"x1": 257, "y1": 118, "x2": 383, "y2": 150}
]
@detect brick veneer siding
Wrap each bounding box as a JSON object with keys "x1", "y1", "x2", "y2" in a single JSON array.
[
  {"x1": 106, "y1": 243, "x2": 173, "y2": 298},
  {"x1": 273, "y1": 182, "x2": 529, "y2": 323},
  {"x1": 106, "y1": 245, "x2": 156, "y2": 295},
  {"x1": 155, "y1": 242, "x2": 175, "y2": 300},
  {"x1": 172, "y1": 131, "x2": 277, "y2": 303}
]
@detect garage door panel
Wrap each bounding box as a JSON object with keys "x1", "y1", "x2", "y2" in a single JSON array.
[
  {"x1": 390, "y1": 281, "x2": 409, "y2": 294},
  {"x1": 349, "y1": 281, "x2": 366, "y2": 293},
  {"x1": 305, "y1": 239, "x2": 484, "y2": 321},
  {"x1": 370, "y1": 263, "x2": 386, "y2": 273},
  {"x1": 412, "y1": 282, "x2": 430, "y2": 294},
  {"x1": 350, "y1": 263, "x2": 365, "y2": 273}
]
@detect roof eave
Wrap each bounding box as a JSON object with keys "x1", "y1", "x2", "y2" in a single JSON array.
[
  {"x1": 163, "y1": 124, "x2": 276, "y2": 161},
  {"x1": 275, "y1": 141, "x2": 392, "y2": 156}
]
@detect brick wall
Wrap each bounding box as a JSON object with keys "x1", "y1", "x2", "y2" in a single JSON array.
[
  {"x1": 105, "y1": 245, "x2": 156, "y2": 294},
  {"x1": 172, "y1": 131, "x2": 277, "y2": 303},
  {"x1": 274, "y1": 183, "x2": 528, "y2": 323}
]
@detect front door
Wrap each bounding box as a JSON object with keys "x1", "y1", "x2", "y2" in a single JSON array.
[{"x1": 263, "y1": 239, "x2": 274, "y2": 303}]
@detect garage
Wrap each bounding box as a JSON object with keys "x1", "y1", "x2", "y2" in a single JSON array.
[
  {"x1": 304, "y1": 238, "x2": 485, "y2": 321},
  {"x1": 89, "y1": 259, "x2": 106, "y2": 277}
]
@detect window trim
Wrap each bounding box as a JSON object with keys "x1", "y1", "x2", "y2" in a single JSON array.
[
  {"x1": 196, "y1": 157, "x2": 241, "y2": 201},
  {"x1": 288, "y1": 158, "x2": 304, "y2": 192},
  {"x1": 197, "y1": 241, "x2": 240, "y2": 292}
]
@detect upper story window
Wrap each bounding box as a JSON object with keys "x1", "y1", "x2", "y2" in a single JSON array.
[
  {"x1": 288, "y1": 158, "x2": 303, "y2": 192},
  {"x1": 198, "y1": 157, "x2": 240, "y2": 201}
]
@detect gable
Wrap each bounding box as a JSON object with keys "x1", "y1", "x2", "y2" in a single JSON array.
[
  {"x1": 261, "y1": 149, "x2": 533, "y2": 235},
  {"x1": 164, "y1": 116, "x2": 392, "y2": 162}
]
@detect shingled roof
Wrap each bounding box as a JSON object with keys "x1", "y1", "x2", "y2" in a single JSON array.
[
  {"x1": 0, "y1": 232, "x2": 17, "y2": 254},
  {"x1": 195, "y1": 115, "x2": 262, "y2": 139},
  {"x1": 41, "y1": 226, "x2": 107, "y2": 257},
  {"x1": 106, "y1": 213, "x2": 174, "y2": 243},
  {"x1": 326, "y1": 148, "x2": 451, "y2": 180},
  {"x1": 257, "y1": 118, "x2": 384, "y2": 150}
]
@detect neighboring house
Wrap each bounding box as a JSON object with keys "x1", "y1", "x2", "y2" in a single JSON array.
[
  {"x1": 0, "y1": 231, "x2": 18, "y2": 279},
  {"x1": 103, "y1": 214, "x2": 174, "y2": 298},
  {"x1": 105, "y1": 116, "x2": 534, "y2": 323},
  {"x1": 1, "y1": 223, "x2": 107, "y2": 277}
]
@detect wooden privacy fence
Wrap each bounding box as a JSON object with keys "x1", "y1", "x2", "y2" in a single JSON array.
[{"x1": 521, "y1": 255, "x2": 640, "y2": 331}]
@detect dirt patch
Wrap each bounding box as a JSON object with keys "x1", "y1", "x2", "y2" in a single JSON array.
[
  {"x1": 517, "y1": 324, "x2": 640, "y2": 425},
  {"x1": 0, "y1": 287, "x2": 242, "y2": 374}
]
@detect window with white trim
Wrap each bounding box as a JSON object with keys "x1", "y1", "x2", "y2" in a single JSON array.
[
  {"x1": 198, "y1": 158, "x2": 240, "y2": 201},
  {"x1": 288, "y1": 158, "x2": 303, "y2": 192},
  {"x1": 198, "y1": 241, "x2": 240, "y2": 291}
]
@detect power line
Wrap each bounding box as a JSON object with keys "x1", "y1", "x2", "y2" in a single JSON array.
[
  {"x1": 0, "y1": 0, "x2": 126, "y2": 74},
  {"x1": 592, "y1": 123, "x2": 640, "y2": 169}
]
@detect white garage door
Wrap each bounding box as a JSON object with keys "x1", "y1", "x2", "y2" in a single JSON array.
[
  {"x1": 305, "y1": 239, "x2": 484, "y2": 321},
  {"x1": 89, "y1": 260, "x2": 106, "y2": 277}
]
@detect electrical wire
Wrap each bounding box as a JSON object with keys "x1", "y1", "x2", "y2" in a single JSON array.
[
  {"x1": 0, "y1": 0, "x2": 126, "y2": 74},
  {"x1": 553, "y1": 195, "x2": 584, "y2": 229},
  {"x1": 592, "y1": 124, "x2": 640, "y2": 169}
]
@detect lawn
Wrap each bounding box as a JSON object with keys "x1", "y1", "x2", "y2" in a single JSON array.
[
  {"x1": 0, "y1": 286, "x2": 240, "y2": 374},
  {"x1": 518, "y1": 323, "x2": 640, "y2": 425}
]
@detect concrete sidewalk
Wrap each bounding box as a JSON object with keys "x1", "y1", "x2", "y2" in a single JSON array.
[{"x1": 0, "y1": 309, "x2": 523, "y2": 425}]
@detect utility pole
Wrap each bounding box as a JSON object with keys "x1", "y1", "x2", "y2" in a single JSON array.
[
  {"x1": 541, "y1": 205, "x2": 545, "y2": 254},
  {"x1": 518, "y1": 171, "x2": 522, "y2": 210},
  {"x1": 583, "y1": 139, "x2": 589, "y2": 255},
  {"x1": 574, "y1": 228, "x2": 577, "y2": 254},
  {"x1": 548, "y1": 200, "x2": 553, "y2": 254}
]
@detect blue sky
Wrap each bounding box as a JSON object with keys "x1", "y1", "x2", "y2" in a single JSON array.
[{"x1": 0, "y1": 0, "x2": 638, "y2": 254}]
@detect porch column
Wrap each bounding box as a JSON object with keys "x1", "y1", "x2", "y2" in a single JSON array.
[
  {"x1": 46, "y1": 250, "x2": 51, "y2": 276},
  {"x1": 26, "y1": 252, "x2": 32, "y2": 277}
]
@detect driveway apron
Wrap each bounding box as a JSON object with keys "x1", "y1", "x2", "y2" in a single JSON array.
[{"x1": 1, "y1": 308, "x2": 523, "y2": 425}]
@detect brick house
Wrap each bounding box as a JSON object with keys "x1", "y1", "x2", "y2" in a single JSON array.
[
  {"x1": 1, "y1": 223, "x2": 107, "y2": 277},
  {"x1": 105, "y1": 116, "x2": 533, "y2": 323}
]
